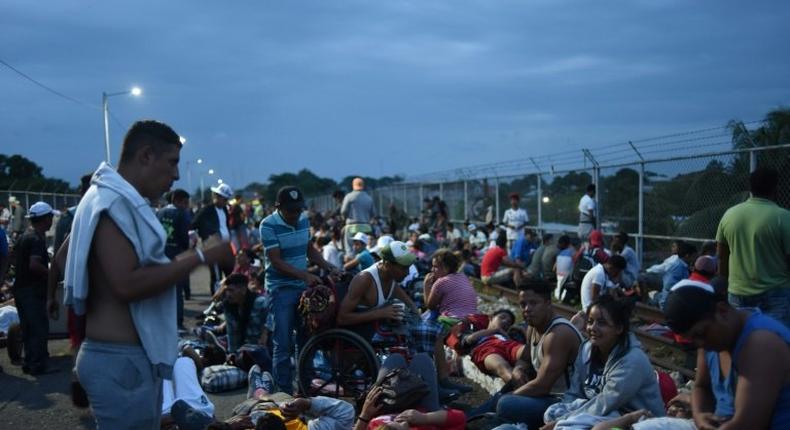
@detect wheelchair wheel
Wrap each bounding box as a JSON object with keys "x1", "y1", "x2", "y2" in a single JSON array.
[{"x1": 297, "y1": 329, "x2": 379, "y2": 406}]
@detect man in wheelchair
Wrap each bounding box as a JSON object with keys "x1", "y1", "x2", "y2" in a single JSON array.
[{"x1": 336, "y1": 241, "x2": 460, "y2": 396}]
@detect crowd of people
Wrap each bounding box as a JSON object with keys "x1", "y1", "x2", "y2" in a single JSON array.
[{"x1": 0, "y1": 119, "x2": 788, "y2": 430}]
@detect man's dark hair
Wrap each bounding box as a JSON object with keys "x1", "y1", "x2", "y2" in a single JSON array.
[
  {"x1": 701, "y1": 240, "x2": 717, "y2": 256},
  {"x1": 206, "y1": 422, "x2": 233, "y2": 430},
  {"x1": 607, "y1": 254, "x2": 627, "y2": 270},
  {"x1": 749, "y1": 167, "x2": 778, "y2": 198},
  {"x1": 169, "y1": 188, "x2": 189, "y2": 204},
  {"x1": 616, "y1": 231, "x2": 629, "y2": 244},
  {"x1": 317, "y1": 236, "x2": 332, "y2": 247},
  {"x1": 542, "y1": 233, "x2": 554, "y2": 245},
  {"x1": 447, "y1": 222, "x2": 454, "y2": 229},
  {"x1": 225, "y1": 273, "x2": 249, "y2": 286},
  {"x1": 677, "y1": 242, "x2": 697, "y2": 258},
  {"x1": 557, "y1": 235, "x2": 571, "y2": 247},
  {"x1": 256, "y1": 412, "x2": 287, "y2": 430},
  {"x1": 495, "y1": 231, "x2": 507, "y2": 248},
  {"x1": 517, "y1": 279, "x2": 553, "y2": 300},
  {"x1": 119, "y1": 120, "x2": 182, "y2": 164},
  {"x1": 586, "y1": 184, "x2": 596, "y2": 193},
  {"x1": 492, "y1": 308, "x2": 516, "y2": 323},
  {"x1": 664, "y1": 285, "x2": 723, "y2": 334}
]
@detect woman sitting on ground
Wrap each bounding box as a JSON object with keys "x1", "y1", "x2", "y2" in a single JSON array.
[
  {"x1": 662, "y1": 279, "x2": 790, "y2": 429},
  {"x1": 542, "y1": 295, "x2": 665, "y2": 429},
  {"x1": 353, "y1": 353, "x2": 466, "y2": 430},
  {"x1": 423, "y1": 248, "x2": 480, "y2": 323}
]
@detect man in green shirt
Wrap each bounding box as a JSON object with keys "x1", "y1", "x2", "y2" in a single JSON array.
[{"x1": 717, "y1": 168, "x2": 790, "y2": 326}]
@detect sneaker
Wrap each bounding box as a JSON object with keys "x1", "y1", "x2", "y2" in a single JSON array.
[{"x1": 247, "y1": 365, "x2": 274, "y2": 399}]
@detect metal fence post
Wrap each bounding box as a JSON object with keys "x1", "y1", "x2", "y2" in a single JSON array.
[
  {"x1": 536, "y1": 173, "x2": 543, "y2": 232},
  {"x1": 378, "y1": 189, "x2": 383, "y2": 218},
  {"x1": 463, "y1": 180, "x2": 468, "y2": 221},
  {"x1": 495, "y1": 177, "x2": 500, "y2": 224},
  {"x1": 439, "y1": 182, "x2": 444, "y2": 201},
  {"x1": 419, "y1": 184, "x2": 423, "y2": 209},
  {"x1": 403, "y1": 185, "x2": 408, "y2": 215},
  {"x1": 749, "y1": 148, "x2": 757, "y2": 172},
  {"x1": 638, "y1": 162, "x2": 645, "y2": 266}
]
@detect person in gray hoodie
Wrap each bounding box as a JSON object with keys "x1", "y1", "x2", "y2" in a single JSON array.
[{"x1": 542, "y1": 295, "x2": 665, "y2": 429}]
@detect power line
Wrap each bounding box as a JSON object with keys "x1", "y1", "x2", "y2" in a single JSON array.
[{"x1": 0, "y1": 57, "x2": 98, "y2": 110}]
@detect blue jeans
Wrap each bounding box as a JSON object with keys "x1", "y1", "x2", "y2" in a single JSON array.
[
  {"x1": 729, "y1": 287, "x2": 790, "y2": 327},
  {"x1": 497, "y1": 394, "x2": 559, "y2": 429},
  {"x1": 13, "y1": 286, "x2": 49, "y2": 371},
  {"x1": 269, "y1": 286, "x2": 306, "y2": 394}
]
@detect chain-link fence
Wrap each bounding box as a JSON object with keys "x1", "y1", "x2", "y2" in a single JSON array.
[
  {"x1": 307, "y1": 143, "x2": 790, "y2": 266},
  {"x1": 0, "y1": 190, "x2": 82, "y2": 212}
]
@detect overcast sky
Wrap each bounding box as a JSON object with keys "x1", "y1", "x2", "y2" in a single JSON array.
[{"x1": 2, "y1": 0, "x2": 789, "y2": 190}]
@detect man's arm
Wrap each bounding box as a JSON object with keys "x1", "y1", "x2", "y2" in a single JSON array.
[
  {"x1": 501, "y1": 256, "x2": 525, "y2": 270},
  {"x1": 513, "y1": 326, "x2": 577, "y2": 397},
  {"x1": 336, "y1": 274, "x2": 397, "y2": 326},
  {"x1": 717, "y1": 241, "x2": 729, "y2": 278},
  {"x1": 93, "y1": 214, "x2": 231, "y2": 302},
  {"x1": 690, "y1": 348, "x2": 721, "y2": 430},
  {"x1": 267, "y1": 247, "x2": 321, "y2": 286},
  {"x1": 424, "y1": 275, "x2": 443, "y2": 311},
  {"x1": 719, "y1": 332, "x2": 788, "y2": 430},
  {"x1": 462, "y1": 327, "x2": 502, "y2": 346}
]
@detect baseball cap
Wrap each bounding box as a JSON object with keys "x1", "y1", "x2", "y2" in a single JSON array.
[
  {"x1": 352, "y1": 232, "x2": 369, "y2": 246},
  {"x1": 468, "y1": 223, "x2": 477, "y2": 231},
  {"x1": 694, "y1": 255, "x2": 718, "y2": 275},
  {"x1": 26, "y1": 201, "x2": 54, "y2": 218},
  {"x1": 371, "y1": 235, "x2": 394, "y2": 255},
  {"x1": 379, "y1": 241, "x2": 416, "y2": 267},
  {"x1": 210, "y1": 183, "x2": 233, "y2": 199},
  {"x1": 276, "y1": 186, "x2": 306, "y2": 211}
]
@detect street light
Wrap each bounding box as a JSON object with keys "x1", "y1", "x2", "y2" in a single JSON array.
[
  {"x1": 217, "y1": 179, "x2": 223, "y2": 184},
  {"x1": 102, "y1": 86, "x2": 142, "y2": 164}
]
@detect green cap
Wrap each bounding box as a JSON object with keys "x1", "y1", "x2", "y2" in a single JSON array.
[{"x1": 380, "y1": 241, "x2": 416, "y2": 267}]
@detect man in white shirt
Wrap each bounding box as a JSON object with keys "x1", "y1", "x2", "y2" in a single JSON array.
[
  {"x1": 502, "y1": 193, "x2": 529, "y2": 253},
  {"x1": 446, "y1": 222, "x2": 462, "y2": 242},
  {"x1": 580, "y1": 255, "x2": 626, "y2": 311},
  {"x1": 612, "y1": 231, "x2": 640, "y2": 288},
  {"x1": 578, "y1": 184, "x2": 597, "y2": 242},
  {"x1": 467, "y1": 224, "x2": 488, "y2": 250}
]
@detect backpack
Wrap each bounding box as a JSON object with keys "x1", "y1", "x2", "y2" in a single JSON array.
[
  {"x1": 298, "y1": 284, "x2": 337, "y2": 336},
  {"x1": 571, "y1": 250, "x2": 597, "y2": 285},
  {"x1": 376, "y1": 368, "x2": 430, "y2": 414}
]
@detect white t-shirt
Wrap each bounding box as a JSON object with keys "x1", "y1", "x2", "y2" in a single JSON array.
[
  {"x1": 578, "y1": 194, "x2": 596, "y2": 223},
  {"x1": 216, "y1": 207, "x2": 230, "y2": 241},
  {"x1": 580, "y1": 263, "x2": 616, "y2": 311},
  {"x1": 322, "y1": 241, "x2": 342, "y2": 269},
  {"x1": 503, "y1": 208, "x2": 529, "y2": 240},
  {"x1": 619, "y1": 245, "x2": 640, "y2": 279},
  {"x1": 446, "y1": 228, "x2": 462, "y2": 241}
]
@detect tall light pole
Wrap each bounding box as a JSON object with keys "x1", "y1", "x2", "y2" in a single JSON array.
[{"x1": 102, "y1": 86, "x2": 142, "y2": 164}]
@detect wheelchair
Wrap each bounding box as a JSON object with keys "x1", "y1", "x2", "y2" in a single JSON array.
[{"x1": 296, "y1": 276, "x2": 424, "y2": 408}]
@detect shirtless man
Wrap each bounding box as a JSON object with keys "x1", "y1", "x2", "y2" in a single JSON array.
[{"x1": 64, "y1": 120, "x2": 233, "y2": 429}]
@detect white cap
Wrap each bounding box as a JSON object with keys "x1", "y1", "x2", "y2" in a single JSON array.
[
  {"x1": 418, "y1": 233, "x2": 431, "y2": 241},
  {"x1": 371, "y1": 235, "x2": 394, "y2": 254},
  {"x1": 26, "y1": 201, "x2": 53, "y2": 218},
  {"x1": 8, "y1": 195, "x2": 18, "y2": 204},
  {"x1": 211, "y1": 183, "x2": 233, "y2": 199},
  {"x1": 468, "y1": 223, "x2": 477, "y2": 230},
  {"x1": 352, "y1": 232, "x2": 369, "y2": 245}
]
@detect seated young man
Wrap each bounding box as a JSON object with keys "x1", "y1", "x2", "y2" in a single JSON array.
[
  {"x1": 481, "y1": 233, "x2": 525, "y2": 287},
  {"x1": 664, "y1": 280, "x2": 790, "y2": 429},
  {"x1": 343, "y1": 232, "x2": 375, "y2": 274},
  {"x1": 337, "y1": 241, "x2": 463, "y2": 394},
  {"x1": 580, "y1": 255, "x2": 626, "y2": 312},
  {"x1": 469, "y1": 281, "x2": 583, "y2": 430},
  {"x1": 462, "y1": 309, "x2": 526, "y2": 383}
]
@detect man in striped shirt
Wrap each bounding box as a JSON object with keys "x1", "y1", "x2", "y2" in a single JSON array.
[{"x1": 260, "y1": 186, "x2": 337, "y2": 393}]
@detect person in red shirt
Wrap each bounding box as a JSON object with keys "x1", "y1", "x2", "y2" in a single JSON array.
[{"x1": 481, "y1": 233, "x2": 525, "y2": 286}]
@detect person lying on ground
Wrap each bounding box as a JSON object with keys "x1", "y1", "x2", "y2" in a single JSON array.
[
  {"x1": 201, "y1": 364, "x2": 354, "y2": 430},
  {"x1": 354, "y1": 353, "x2": 466, "y2": 430},
  {"x1": 664, "y1": 279, "x2": 790, "y2": 430},
  {"x1": 541, "y1": 295, "x2": 665, "y2": 430}
]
